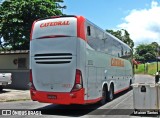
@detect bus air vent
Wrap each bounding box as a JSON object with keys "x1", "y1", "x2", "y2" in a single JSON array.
[{"x1": 34, "y1": 53, "x2": 72, "y2": 64}]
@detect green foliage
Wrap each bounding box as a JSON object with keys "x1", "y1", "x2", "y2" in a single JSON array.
[
  {"x1": 134, "y1": 42, "x2": 160, "y2": 62},
  {"x1": 106, "y1": 29, "x2": 134, "y2": 49},
  {"x1": 135, "y1": 62, "x2": 160, "y2": 75},
  {"x1": 135, "y1": 64, "x2": 145, "y2": 74},
  {"x1": 0, "y1": 0, "x2": 64, "y2": 50}
]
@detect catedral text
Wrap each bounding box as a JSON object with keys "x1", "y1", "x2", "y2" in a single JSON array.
[
  {"x1": 111, "y1": 58, "x2": 124, "y2": 67},
  {"x1": 40, "y1": 21, "x2": 70, "y2": 28}
]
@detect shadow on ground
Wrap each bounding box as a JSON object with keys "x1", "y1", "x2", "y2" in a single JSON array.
[
  {"x1": 0, "y1": 89, "x2": 10, "y2": 94},
  {"x1": 33, "y1": 89, "x2": 132, "y2": 116}
]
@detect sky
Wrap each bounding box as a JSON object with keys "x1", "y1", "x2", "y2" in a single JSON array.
[
  {"x1": 0, "y1": 0, "x2": 5, "y2": 4},
  {"x1": 63, "y1": 0, "x2": 160, "y2": 46}
]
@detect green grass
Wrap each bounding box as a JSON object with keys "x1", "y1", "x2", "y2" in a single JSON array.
[{"x1": 135, "y1": 62, "x2": 160, "y2": 75}]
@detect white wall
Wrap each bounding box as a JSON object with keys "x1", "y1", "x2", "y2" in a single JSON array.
[{"x1": 0, "y1": 54, "x2": 29, "y2": 70}]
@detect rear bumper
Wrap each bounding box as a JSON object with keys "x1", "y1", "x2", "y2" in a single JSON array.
[
  {"x1": 30, "y1": 88, "x2": 85, "y2": 105},
  {"x1": 0, "y1": 80, "x2": 12, "y2": 85}
]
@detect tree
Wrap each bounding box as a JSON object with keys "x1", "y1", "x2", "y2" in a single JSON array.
[
  {"x1": 134, "y1": 43, "x2": 158, "y2": 63},
  {"x1": 151, "y1": 42, "x2": 160, "y2": 56},
  {"x1": 106, "y1": 29, "x2": 134, "y2": 49},
  {"x1": 0, "y1": 0, "x2": 65, "y2": 50}
]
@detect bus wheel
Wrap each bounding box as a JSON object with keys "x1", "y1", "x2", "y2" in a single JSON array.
[
  {"x1": 129, "y1": 80, "x2": 132, "y2": 90},
  {"x1": 99, "y1": 87, "x2": 107, "y2": 105},
  {"x1": 107, "y1": 85, "x2": 114, "y2": 101}
]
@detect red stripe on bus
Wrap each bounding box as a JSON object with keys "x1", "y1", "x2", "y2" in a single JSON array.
[
  {"x1": 30, "y1": 88, "x2": 85, "y2": 105},
  {"x1": 30, "y1": 20, "x2": 37, "y2": 40},
  {"x1": 30, "y1": 88, "x2": 102, "y2": 105},
  {"x1": 76, "y1": 16, "x2": 87, "y2": 41},
  {"x1": 36, "y1": 35, "x2": 71, "y2": 39},
  {"x1": 114, "y1": 87, "x2": 129, "y2": 94}
]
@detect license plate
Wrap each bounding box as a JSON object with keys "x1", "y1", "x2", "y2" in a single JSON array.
[
  {"x1": 2, "y1": 82, "x2": 8, "y2": 85},
  {"x1": 47, "y1": 95, "x2": 57, "y2": 99}
]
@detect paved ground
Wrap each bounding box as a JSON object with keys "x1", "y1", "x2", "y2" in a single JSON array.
[
  {"x1": 0, "y1": 74, "x2": 155, "y2": 102},
  {"x1": 0, "y1": 74, "x2": 159, "y2": 118},
  {"x1": 0, "y1": 89, "x2": 30, "y2": 102}
]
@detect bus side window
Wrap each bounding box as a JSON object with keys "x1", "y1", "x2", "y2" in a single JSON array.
[
  {"x1": 121, "y1": 46, "x2": 124, "y2": 56},
  {"x1": 87, "y1": 26, "x2": 91, "y2": 36}
]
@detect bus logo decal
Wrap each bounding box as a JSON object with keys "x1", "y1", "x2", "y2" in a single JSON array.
[
  {"x1": 40, "y1": 21, "x2": 70, "y2": 28},
  {"x1": 111, "y1": 58, "x2": 124, "y2": 67}
]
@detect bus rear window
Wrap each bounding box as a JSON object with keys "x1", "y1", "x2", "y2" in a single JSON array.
[{"x1": 31, "y1": 17, "x2": 77, "y2": 39}]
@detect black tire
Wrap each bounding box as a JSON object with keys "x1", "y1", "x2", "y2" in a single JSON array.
[
  {"x1": 0, "y1": 86, "x2": 3, "y2": 91},
  {"x1": 99, "y1": 87, "x2": 107, "y2": 105},
  {"x1": 107, "y1": 85, "x2": 114, "y2": 101},
  {"x1": 129, "y1": 80, "x2": 132, "y2": 90}
]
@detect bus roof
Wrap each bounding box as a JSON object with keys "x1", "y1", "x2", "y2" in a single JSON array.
[{"x1": 31, "y1": 15, "x2": 131, "y2": 50}]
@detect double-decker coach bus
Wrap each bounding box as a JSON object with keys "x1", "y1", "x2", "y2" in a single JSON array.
[{"x1": 29, "y1": 15, "x2": 134, "y2": 105}]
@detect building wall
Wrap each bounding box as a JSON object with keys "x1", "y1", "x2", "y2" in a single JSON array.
[
  {"x1": 0, "y1": 54, "x2": 29, "y2": 69},
  {"x1": 0, "y1": 53, "x2": 29, "y2": 90}
]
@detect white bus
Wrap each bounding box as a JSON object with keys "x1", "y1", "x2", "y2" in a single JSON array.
[{"x1": 29, "y1": 15, "x2": 134, "y2": 105}]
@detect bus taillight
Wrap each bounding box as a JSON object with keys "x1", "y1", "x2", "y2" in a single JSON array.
[{"x1": 71, "y1": 69, "x2": 83, "y2": 92}]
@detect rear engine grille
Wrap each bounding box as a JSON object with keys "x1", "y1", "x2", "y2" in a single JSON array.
[{"x1": 34, "y1": 53, "x2": 72, "y2": 64}]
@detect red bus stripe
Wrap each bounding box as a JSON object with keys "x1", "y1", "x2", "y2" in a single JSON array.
[
  {"x1": 114, "y1": 87, "x2": 129, "y2": 94},
  {"x1": 36, "y1": 35, "x2": 71, "y2": 39},
  {"x1": 76, "y1": 16, "x2": 87, "y2": 41},
  {"x1": 30, "y1": 20, "x2": 37, "y2": 40}
]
